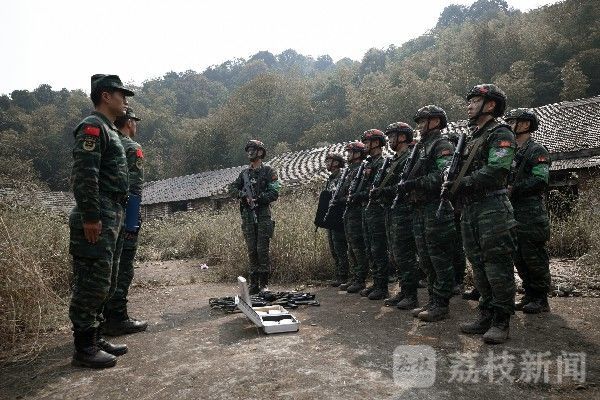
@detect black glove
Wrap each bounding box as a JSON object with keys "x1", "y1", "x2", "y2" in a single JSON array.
[
  {"x1": 400, "y1": 179, "x2": 419, "y2": 193},
  {"x1": 370, "y1": 188, "x2": 382, "y2": 199}
]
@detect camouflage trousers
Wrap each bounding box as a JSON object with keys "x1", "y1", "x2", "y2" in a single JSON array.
[
  {"x1": 344, "y1": 206, "x2": 369, "y2": 283},
  {"x1": 461, "y1": 194, "x2": 517, "y2": 314},
  {"x1": 385, "y1": 205, "x2": 418, "y2": 292},
  {"x1": 104, "y1": 229, "x2": 140, "y2": 318},
  {"x1": 363, "y1": 203, "x2": 389, "y2": 286},
  {"x1": 241, "y1": 208, "x2": 275, "y2": 274},
  {"x1": 513, "y1": 197, "x2": 551, "y2": 296},
  {"x1": 412, "y1": 202, "x2": 457, "y2": 300},
  {"x1": 328, "y1": 228, "x2": 349, "y2": 281},
  {"x1": 68, "y1": 197, "x2": 124, "y2": 331},
  {"x1": 453, "y1": 211, "x2": 467, "y2": 285}
]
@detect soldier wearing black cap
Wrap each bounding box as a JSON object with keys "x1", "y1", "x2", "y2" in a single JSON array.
[
  {"x1": 102, "y1": 107, "x2": 148, "y2": 336},
  {"x1": 68, "y1": 74, "x2": 134, "y2": 368}
]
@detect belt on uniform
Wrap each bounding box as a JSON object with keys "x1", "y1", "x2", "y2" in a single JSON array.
[
  {"x1": 101, "y1": 191, "x2": 128, "y2": 207},
  {"x1": 462, "y1": 188, "x2": 508, "y2": 205}
]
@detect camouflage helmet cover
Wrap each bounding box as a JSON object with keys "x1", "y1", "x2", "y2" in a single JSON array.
[
  {"x1": 385, "y1": 122, "x2": 414, "y2": 142},
  {"x1": 361, "y1": 128, "x2": 387, "y2": 145},
  {"x1": 413, "y1": 105, "x2": 448, "y2": 129},
  {"x1": 245, "y1": 139, "x2": 266, "y2": 158},
  {"x1": 504, "y1": 108, "x2": 539, "y2": 132},
  {"x1": 344, "y1": 140, "x2": 368, "y2": 155},
  {"x1": 325, "y1": 152, "x2": 345, "y2": 165}
]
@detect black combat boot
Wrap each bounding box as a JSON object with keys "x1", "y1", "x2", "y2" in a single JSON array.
[
  {"x1": 459, "y1": 307, "x2": 493, "y2": 334},
  {"x1": 346, "y1": 281, "x2": 366, "y2": 293},
  {"x1": 396, "y1": 290, "x2": 419, "y2": 310},
  {"x1": 72, "y1": 328, "x2": 117, "y2": 369},
  {"x1": 411, "y1": 299, "x2": 432, "y2": 317},
  {"x1": 360, "y1": 284, "x2": 375, "y2": 297},
  {"x1": 96, "y1": 328, "x2": 128, "y2": 356},
  {"x1": 102, "y1": 310, "x2": 148, "y2": 336},
  {"x1": 249, "y1": 273, "x2": 260, "y2": 295},
  {"x1": 368, "y1": 280, "x2": 389, "y2": 300},
  {"x1": 522, "y1": 296, "x2": 550, "y2": 314},
  {"x1": 418, "y1": 295, "x2": 449, "y2": 322},
  {"x1": 514, "y1": 294, "x2": 532, "y2": 311},
  {"x1": 462, "y1": 287, "x2": 481, "y2": 301},
  {"x1": 483, "y1": 310, "x2": 510, "y2": 344},
  {"x1": 384, "y1": 290, "x2": 404, "y2": 307},
  {"x1": 259, "y1": 272, "x2": 270, "y2": 292}
]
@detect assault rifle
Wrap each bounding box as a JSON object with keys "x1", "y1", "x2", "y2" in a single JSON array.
[
  {"x1": 391, "y1": 144, "x2": 419, "y2": 209},
  {"x1": 436, "y1": 131, "x2": 467, "y2": 220},
  {"x1": 322, "y1": 166, "x2": 351, "y2": 224},
  {"x1": 343, "y1": 156, "x2": 371, "y2": 217},
  {"x1": 241, "y1": 169, "x2": 258, "y2": 224},
  {"x1": 366, "y1": 157, "x2": 392, "y2": 209}
]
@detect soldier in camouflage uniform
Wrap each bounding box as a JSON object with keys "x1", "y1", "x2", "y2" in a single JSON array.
[
  {"x1": 338, "y1": 141, "x2": 370, "y2": 293},
  {"x1": 102, "y1": 107, "x2": 148, "y2": 336},
  {"x1": 68, "y1": 74, "x2": 133, "y2": 368},
  {"x1": 402, "y1": 106, "x2": 457, "y2": 322},
  {"x1": 454, "y1": 84, "x2": 517, "y2": 344},
  {"x1": 323, "y1": 153, "x2": 350, "y2": 287},
  {"x1": 372, "y1": 122, "x2": 420, "y2": 309},
  {"x1": 229, "y1": 140, "x2": 281, "y2": 294},
  {"x1": 356, "y1": 129, "x2": 390, "y2": 300},
  {"x1": 505, "y1": 108, "x2": 551, "y2": 314}
]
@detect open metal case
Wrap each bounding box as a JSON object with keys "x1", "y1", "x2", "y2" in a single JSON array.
[{"x1": 235, "y1": 276, "x2": 300, "y2": 334}]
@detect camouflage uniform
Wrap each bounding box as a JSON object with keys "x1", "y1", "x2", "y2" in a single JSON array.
[
  {"x1": 341, "y1": 162, "x2": 369, "y2": 288},
  {"x1": 510, "y1": 138, "x2": 551, "y2": 302},
  {"x1": 379, "y1": 150, "x2": 419, "y2": 297},
  {"x1": 459, "y1": 120, "x2": 518, "y2": 316},
  {"x1": 103, "y1": 133, "x2": 144, "y2": 319},
  {"x1": 357, "y1": 154, "x2": 389, "y2": 294},
  {"x1": 408, "y1": 130, "x2": 457, "y2": 306},
  {"x1": 324, "y1": 169, "x2": 350, "y2": 283},
  {"x1": 69, "y1": 112, "x2": 128, "y2": 332},
  {"x1": 229, "y1": 164, "x2": 280, "y2": 280}
]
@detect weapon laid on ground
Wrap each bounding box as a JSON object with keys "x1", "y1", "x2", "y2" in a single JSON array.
[
  {"x1": 391, "y1": 144, "x2": 419, "y2": 209},
  {"x1": 343, "y1": 156, "x2": 371, "y2": 217},
  {"x1": 241, "y1": 169, "x2": 258, "y2": 224},
  {"x1": 209, "y1": 291, "x2": 320, "y2": 312},
  {"x1": 366, "y1": 156, "x2": 392, "y2": 209},
  {"x1": 436, "y1": 131, "x2": 467, "y2": 219}
]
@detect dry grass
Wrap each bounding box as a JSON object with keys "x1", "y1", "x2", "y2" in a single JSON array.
[
  {"x1": 0, "y1": 196, "x2": 70, "y2": 362},
  {"x1": 137, "y1": 187, "x2": 334, "y2": 283}
]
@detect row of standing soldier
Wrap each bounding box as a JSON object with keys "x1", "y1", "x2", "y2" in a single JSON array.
[{"x1": 315, "y1": 83, "x2": 551, "y2": 345}]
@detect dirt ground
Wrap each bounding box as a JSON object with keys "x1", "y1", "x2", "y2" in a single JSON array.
[{"x1": 1, "y1": 258, "x2": 598, "y2": 400}]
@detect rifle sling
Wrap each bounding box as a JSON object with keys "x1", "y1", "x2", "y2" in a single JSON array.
[
  {"x1": 449, "y1": 134, "x2": 486, "y2": 195},
  {"x1": 513, "y1": 140, "x2": 537, "y2": 185}
]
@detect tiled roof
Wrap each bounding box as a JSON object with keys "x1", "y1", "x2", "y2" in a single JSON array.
[
  {"x1": 139, "y1": 96, "x2": 600, "y2": 205},
  {"x1": 0, "y1": 188, "x2": 74, "y2": 214}
]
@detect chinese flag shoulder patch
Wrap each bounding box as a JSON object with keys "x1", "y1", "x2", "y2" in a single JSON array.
[
  {"x1": 136, "y1": 148, "x2": 144, "y2": 158},
  {"x1": 537, "y1": 155, "x2": 547, "y2": 162},
  {"x1": 441, "y1": 149, "x2": 452, "y2": 156},
  {"x1": 498, "y1": 140, "x2": 512, "y2": 148},
  {"x1": 83, "y1": 125, "x2": 100, "y2": 137}
]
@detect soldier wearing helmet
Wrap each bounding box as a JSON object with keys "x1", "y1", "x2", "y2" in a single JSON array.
[
  {"x1": 228, "y1": 140, "x2": 281, "y2": 294},
  {"x1": 397, "y1": 105, "x2": 457, "y2": 322},
  {"x1": 452, "y1": 84, "x2": 517, "y2": 344},
  {"x1": 505, "y1": 108, "x2": 552, "y2": 315},
  {"x1": 372, "y1": 122, "x2": 420, "y2": 309},
  {"x1": 352, "y1": 129, "x2": 392, "y2": 300},
  {"x1": 318, "y1": 152, "x2": 350, "y2": 287},
  {"x1": 337, "y1": 141, "x2": 371, "y2": 293}
]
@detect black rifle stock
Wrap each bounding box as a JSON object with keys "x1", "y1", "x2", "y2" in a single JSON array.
[
  {"x1": 366, "y1": 157, "x2": 392, "y2": 209},
  {"x1": 343, "y1": 157, "x2": 370, "y2": 217},
  {"x1": 391, "y1": 145, "x2": 419, "y2": 209},
  {"x1": 241, "y1": 169, "x2": 258, "y2": 224},
  {"x1": 436, "y1": 132, "x2": 467, "y2": 219},
  {"x1": 322, "y1": 167, "x2": 351, "y2": 224}
]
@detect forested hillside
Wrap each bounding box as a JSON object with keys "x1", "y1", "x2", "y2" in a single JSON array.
[{"x1": 1, "y1": 0, "x2": 598, "y2": 190}]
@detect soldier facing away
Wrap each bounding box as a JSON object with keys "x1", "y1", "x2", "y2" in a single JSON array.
[
  {"x1": 68, "y1": 74, "x2": 133, "y2": 368},
  {"x1": 228, "y1": 140, "x2": 281, "y2": 294},
  {"x1": 453, "y1": 84, "x2": 518, "y2": 344},
  {"x1": 102, "y1": 106, "x2": 149, "y2": 336},
  {"x1": 505, "y1": 108, "x2": 552, "y2": 314}
]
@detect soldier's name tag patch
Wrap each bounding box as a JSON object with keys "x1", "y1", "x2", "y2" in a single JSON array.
[{"x1": 83, "y1": 138, "x2": 96, "y2": 151}]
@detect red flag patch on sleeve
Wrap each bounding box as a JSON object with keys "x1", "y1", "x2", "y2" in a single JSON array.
[
  {"x1": 441, "y1": 149, "x2": 452, "y2": 156},
  {"x1": 83, "y1": 125, "x2": 100, "y2": 137},
  {"x1": 537, "y1": 156, "x2": 547, "y2": 162},
  {"x1": 136, "y1": 148, "x2": 144, "y2": 158},
  {"x1": 498, "y1": 140, "x2": 512, "y2": 148}
]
